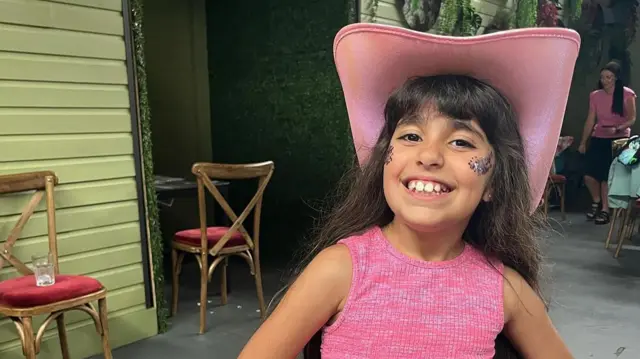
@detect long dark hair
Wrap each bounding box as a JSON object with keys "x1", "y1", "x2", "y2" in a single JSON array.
[
  {"x1": 599, "y1": 61, "x2": 625, "y2": 117},
  {"x1": 274, "y1": 75, "x2": 544, "y2": 359}
]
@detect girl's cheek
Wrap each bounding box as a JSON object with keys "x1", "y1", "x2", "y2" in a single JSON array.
[{"x1": 468, "y1": 152, "x2": 493, "y2": 176}]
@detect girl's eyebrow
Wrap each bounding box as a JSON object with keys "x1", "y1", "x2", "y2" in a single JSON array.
[
  {"x1": 397, "y1": 115, "x2": 488, "y2": 142},
  {"x1": 398, "y1": 114, "x2": 422, "y2": 126},
  {"x1": 451, "y1": 119, "x2": 488, "y2": 142}
]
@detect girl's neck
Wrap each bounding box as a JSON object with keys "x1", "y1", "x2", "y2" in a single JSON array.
[
  {"x1": 604, "y1": 86, "x2": 614, "y2": 94},
  {"x1": 382, "y1": 219, "x2": 466, "y2": 262}
]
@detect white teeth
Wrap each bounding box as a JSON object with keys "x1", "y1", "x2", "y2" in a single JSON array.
[
  {"x1": 425, "y1": 182, "x2": 434, "y2": 193},
  {"x1": 407, "y1": 180, "x2": 449, "y2": 194}
]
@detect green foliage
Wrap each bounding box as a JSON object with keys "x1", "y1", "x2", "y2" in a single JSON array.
[
  {"x1": 130, "y1": 0, "x2": 169, "y2": 333},
  {"x1": 573, "y1": 0, "x2": 583, "y2": 22},
  {"x1": 436, "y1": 0, "x2": 459, "y2": 34},
  {"x1": 435, "y1": 0, "x2": 481, "y2": 36},
  {"x1": 515, "y1": 0, "x2": 537, "y2": 28},
  {"x1": 371, "y1": 0, "x2": 381, "y2": 21},
  {"x1": 206, "y1": 1, "x2": 354, "y2": 262},
  {"x1": 458, "y1": 0, "x2": 482, "y2": 36},
  {"x1": 347, "y1": 0, "x2": 358, "y2": 23}
]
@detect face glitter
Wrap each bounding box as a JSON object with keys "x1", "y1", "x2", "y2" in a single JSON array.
[
  {"x1": 468, "y1": 153, "x2": 493, "y2": 176},
  {"x1": 385, "y1": 145, "x2": 394, "y2": 165}
]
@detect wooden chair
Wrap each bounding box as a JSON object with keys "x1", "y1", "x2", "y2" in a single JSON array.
[
  {"x1": 612, "y1": 138, "x2": 629, "y2": 156},
  {"x1": 605, "y1": 138, "x2": 633, "y2": 254},
  {"x1": 605, "y1": 208, "x2": 626, "y2": 250},
  {"x1": 543, "y1": 174, "x2": 566, "y2": 220},
  {"x1": 605, "y1": 199, "x2": 640, "y2": 258},
  {"x1": 0, "y1": 171, "x2": 111, "y2": 359},
  {"x1": 171, "y1": 161, "x2": 274, "y2": 334}
]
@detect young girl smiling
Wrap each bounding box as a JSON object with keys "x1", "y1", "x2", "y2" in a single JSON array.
[{"x1": 239, "y1": 24, "x2": 580, "y2": 359}]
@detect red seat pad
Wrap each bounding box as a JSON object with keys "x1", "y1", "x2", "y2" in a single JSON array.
[
  {"x1": 0, "y1": 275, "x2": 103, "y2": 308},
  {"x1": 174, "y1": 227, "x2": 245, "y2": 247}
]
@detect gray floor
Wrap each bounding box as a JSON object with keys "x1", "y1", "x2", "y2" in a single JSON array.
[{"x1": 90, "y1": 212, "x2": 640, "y2": 358}]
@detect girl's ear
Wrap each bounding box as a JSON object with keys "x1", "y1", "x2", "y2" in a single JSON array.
[{"x1": 482, "y1": 190, "x2": 493, "y2": 202}]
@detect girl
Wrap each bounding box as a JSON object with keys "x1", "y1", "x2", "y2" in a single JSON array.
[
  {"x1": 578, "y1": 61, "x2": 637, "y2": 225},
  {"x1": 239, "y1": 24, "x2": 579, "y2": 358}
]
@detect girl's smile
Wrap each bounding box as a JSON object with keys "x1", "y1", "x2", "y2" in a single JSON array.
[{"x1": 402, "y1": 176, "x2": 454, "y2": 202}]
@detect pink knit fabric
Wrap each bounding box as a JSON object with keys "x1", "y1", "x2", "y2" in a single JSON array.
[{"x1": 321, "y1": 226, "x2": 504, "y2": 358}]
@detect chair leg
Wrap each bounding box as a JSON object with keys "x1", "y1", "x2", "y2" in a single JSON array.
[
  {"x1": 253, "y1": 252, "x2": 266, "y2": 319},
  {"x1": 199, "y1": 253, "x2": 208, "y2": 334},
  {"x1": 220, "y1": 257, "x2": 228, "y2": 305},
  {"x1": 560, "y1": 182, "x2": 566, "y2": 221},
  {"x1": 98, "y1": 298, "x2": 113, "y2": 359},
  {"x1": 615, "y1": 207, "x2": 636, "y2": 258},
  {"x1": 615, "y1": 209, "x2": 629, "y2": 245},
  {"x1": 171, "y1": 248, "x2": 179, "y2": 316},
  {"x1": 21, "y1": 317, "x2": 36, "y2": 359},
  {"x1": 606, "y1": 208, "x2": 620, "y2": 249},
  {"x1": 56, "y1": 313, "x2": 71, "y2": 359},
  {"x1": 615, "y1": 219, "x2": 632, "y2": 258}
]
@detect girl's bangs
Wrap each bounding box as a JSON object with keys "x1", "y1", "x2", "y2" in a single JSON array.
[{"x1": 390, "y1": 77, "x2": 509, "y2": 142}]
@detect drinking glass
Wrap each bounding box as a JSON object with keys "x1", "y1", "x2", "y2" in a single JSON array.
[{"x1": 32, "y1": 253, "x2": 55, "y2": 287}]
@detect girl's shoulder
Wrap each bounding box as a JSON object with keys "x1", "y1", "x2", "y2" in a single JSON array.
[
  {"x1": 465, "y1": 245, "x2": 505, "y2": 271},
  {"x1": 337, "y1": 226, "x2": 381, "y2": 248}
]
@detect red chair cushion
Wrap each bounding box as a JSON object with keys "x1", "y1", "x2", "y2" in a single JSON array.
[
  {"x1": 0, "y1": 275, "x2": 103, "y2": 308},
  {"x1": 174, "y1": 227, "x2": 245, "y2": 248},
  {"x1": 550, "y1": 174, "x2": 566, "y2": 183}
]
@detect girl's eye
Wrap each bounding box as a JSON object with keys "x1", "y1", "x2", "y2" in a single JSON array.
[
  {"x1": 451, "y1": 139, "x2": 475, "y2": 148},
  {"x1": 399, "y1": 133, "x2": 422, "y2": 142}
]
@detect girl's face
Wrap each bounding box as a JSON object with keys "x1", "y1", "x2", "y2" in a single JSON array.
[
  {"x1": 600, "y1": 69, "x2": 616, "y2": 89},
  {"x1": 382, "y1": 106, "x2": 494, "y2": 232}
]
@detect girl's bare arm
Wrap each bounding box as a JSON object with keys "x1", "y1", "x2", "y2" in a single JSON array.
[
  {"x1": 238, "y1": 245, "x2": 352, "y2": 359},
  {"x1": 502, "y1": 267, "x2": 574, "y2": 359}
]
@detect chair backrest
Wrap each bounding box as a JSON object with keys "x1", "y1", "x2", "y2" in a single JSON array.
[
  {"x1": 191, "y1": 161, "x2": 274, "y2": 254},
  {"x1": 613, "y1": 137, "x2": 629, "y2": 156},
  {"x1": 303, "y1": 330, "x2": 322, "y2": 359},
  {"x1": 0, "y1": 171, "x2": 59, "y2": 277}
]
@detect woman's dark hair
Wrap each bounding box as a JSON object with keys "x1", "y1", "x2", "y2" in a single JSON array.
[
  {"x1": 273, "y1": 75, "x2": 544, "y2": 359},
  {"x1": 599, "y1": 61, "x2": 625, "y2": 116}
]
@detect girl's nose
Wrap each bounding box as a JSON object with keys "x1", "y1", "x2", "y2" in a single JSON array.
[{"x1": 417, "y1": 145, "x2": 444, "y2": 169}]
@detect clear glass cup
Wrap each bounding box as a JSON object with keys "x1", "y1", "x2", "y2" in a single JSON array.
[{"x1": 32, "y1": 253, "x2": 55, "y2": 287}]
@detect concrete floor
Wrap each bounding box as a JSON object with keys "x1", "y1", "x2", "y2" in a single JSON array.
[{"x1": 90, "y1": 212, "x2": 640, "y2": 358}]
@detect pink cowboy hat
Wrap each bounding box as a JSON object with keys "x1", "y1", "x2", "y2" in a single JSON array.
[{"x1": 333, "y1": 23, "x2": 581, "y2": 212}]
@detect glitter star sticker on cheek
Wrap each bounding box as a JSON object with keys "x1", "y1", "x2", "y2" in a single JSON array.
[{"x1": 468, "y1": 153, "x2": 493, "y2": 176}]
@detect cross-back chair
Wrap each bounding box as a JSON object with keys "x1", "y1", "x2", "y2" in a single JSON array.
[
  {"x1": 605, "y1": 199, "x2": 640, "y2": 258},
  {"x1": 0, "y1": 171, "x2": 111, "y2": 359},
  {"x1": 171, "y1": 161, "x2": 274, "y2": 334}
]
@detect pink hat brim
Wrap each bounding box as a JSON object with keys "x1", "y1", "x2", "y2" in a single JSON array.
[{"x1": 333, "y1": 24, "x2": 581, "y2": 213}]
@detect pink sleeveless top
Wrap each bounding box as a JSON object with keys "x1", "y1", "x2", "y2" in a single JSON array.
[
  {"x1": 321, "y1": 226, "x2": 504, "y2": 358},
  {"x1": 590, "y1": 87, "x2": 636, "y2": 138}
]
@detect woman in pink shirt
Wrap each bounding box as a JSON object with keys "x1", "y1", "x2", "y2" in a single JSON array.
[
  {"x1": 239, "y1": 25, "x2": 576, "y2": 358},
  {"x1": 578, "y1": 61, "x2": 637, "y2": 225}
]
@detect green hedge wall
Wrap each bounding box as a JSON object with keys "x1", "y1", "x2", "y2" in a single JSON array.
[
  {"x1": 130, "y1": 0, "x2": 168, "y2": 333},
  {"x1": 206, "y1": 1, "x2": 357, "y2": 262}
]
